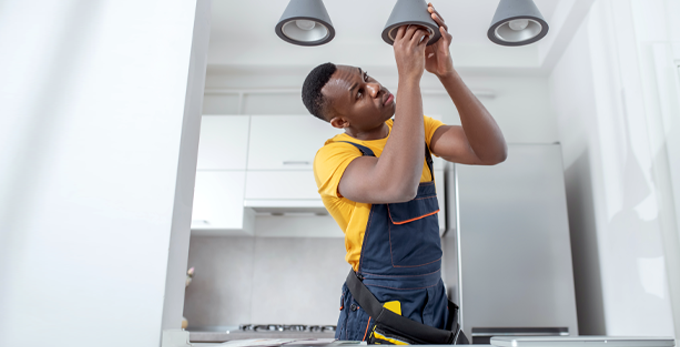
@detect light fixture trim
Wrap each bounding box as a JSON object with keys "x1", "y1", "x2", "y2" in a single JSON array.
[
  {"x1": 491, "y1": 16, "x2": 545, "y2": 45},
  {"x1": 278, "y1": 17, "x2": 332, "y2": 45}
]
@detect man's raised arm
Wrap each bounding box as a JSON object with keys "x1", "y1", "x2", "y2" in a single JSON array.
[
  {"x1": 425, "y1": 3, "x2": 507, "y2": 165},
  {"x1": 338, "y1": 25, "x2": 431, "y2": 204}
]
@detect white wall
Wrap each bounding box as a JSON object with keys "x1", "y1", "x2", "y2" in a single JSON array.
[
  {"x1": 549, "y1": 0, "x2": 679, "y2": 338},
  {"x1": 631, "y1": 1, "x2": 680, "y2": 340},
  {"x1": 0, "y1": 1, "x2": 209, "y2": 346}
]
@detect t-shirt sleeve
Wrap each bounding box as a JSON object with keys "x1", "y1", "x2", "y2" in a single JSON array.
[
  {"x1": 314, "y1": 142, "x2": 363, "y2": 199},
  {"x1": 424, "y1": 115, "x2": 446, "y2": 153}
]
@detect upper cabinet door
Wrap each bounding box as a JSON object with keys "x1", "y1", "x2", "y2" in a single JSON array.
[
  {"x1": 192, "y1": 171, "x2": 247, "y2": 231},
  {"x1": 247, "y1": 115, "x2": 343, "y2": 170},
  {"x1": 197, "y1": 115, "x2": 250, "y2": 170}
]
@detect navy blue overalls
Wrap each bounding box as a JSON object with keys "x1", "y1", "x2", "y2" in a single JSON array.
[{"x1": 335, "y1": 141, "x2": 449, "y2": 342}]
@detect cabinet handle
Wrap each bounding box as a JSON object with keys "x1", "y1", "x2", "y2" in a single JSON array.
[
  {"x1": 192, "y1": 220, "x2": 210, "y2": 225},
  {"x1": 282, "y1": 161, "x2": 311, "y2": 165}
]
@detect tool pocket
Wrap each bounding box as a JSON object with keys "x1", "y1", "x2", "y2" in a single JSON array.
[
  {"x1": 387, "y1": 182, "x2": 442, "y2": 267},
  {"x1": 368, "y1": 324, "x2": 419, "y2": 345}
]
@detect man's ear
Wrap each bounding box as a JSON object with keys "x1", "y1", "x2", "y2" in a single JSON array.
[{"x1": 329, "y1": 116, "x2": 349, "y2": 130}]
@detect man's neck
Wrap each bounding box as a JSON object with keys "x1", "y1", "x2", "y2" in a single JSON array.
[{"x1": 344, "y1": 122, "x2": 390, "y2": 141}]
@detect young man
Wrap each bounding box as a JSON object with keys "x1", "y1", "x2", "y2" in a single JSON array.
[{"x1": 302, "y1": 3, "x2": 507, "y2": 343}]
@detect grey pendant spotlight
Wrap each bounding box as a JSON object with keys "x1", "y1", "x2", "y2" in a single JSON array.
[
  {"x1": 488, "y1": 0, "x2": 549, "y2": 46},
  {"x1": 275, "y1": 0, "x2": 335, "y2": 46},
  {"x1": 274, "y1": 0, "x2": 550, "y2": 48},
  {"x1": 382, "y1": 0, "x2": 441, "y2": 46}
]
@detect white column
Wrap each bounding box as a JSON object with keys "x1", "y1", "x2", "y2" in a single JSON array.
[
  {"x1": 0, "y1": 0, "x2": 210, "y2": 346},
  {"x1": 549, "y1": 0, "x2": 678, "y2": 338}
]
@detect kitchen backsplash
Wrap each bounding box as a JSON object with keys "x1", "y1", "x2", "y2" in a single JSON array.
[{"x1": 183, "y1": 235, "x2": 350, "y2": 329}]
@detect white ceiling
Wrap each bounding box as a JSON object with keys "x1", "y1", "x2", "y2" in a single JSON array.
[{"x1": 207, "y1": 0, "x2": 591, "y2": 72}]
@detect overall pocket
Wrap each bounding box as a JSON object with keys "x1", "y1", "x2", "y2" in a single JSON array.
[{"x1": 387, "y1": 184, "x2": 442, "y2": 267}]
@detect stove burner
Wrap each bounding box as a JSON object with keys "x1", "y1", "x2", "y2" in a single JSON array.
[
  {"x1": 284, "y1": 325, "x2": 308, "y2": 332},
  {"x1": 239, "y1": 324, "x2": 336, "y2": 333}
]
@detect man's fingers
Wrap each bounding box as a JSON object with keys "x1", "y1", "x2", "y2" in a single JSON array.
[
  {"x1": 421, "y1": 35, "x2": 431, "y2": 47},
  {"x1": 404, "y1": 25, "x2": 420, "y2": 41},
  {"x1": 440, "y1": 26, "x2": 453, "y2": 43},
  {"x1": 427, "y1": 3, "x2": 444, "y2": 21},
  {"x1": 408, "y1": 28, "x2": 427, "y2": 43},
  {"x1": 428, "y1": 4, "x2": 449, "y2": 32},
  {"x1": 396, "y1": 25, "x2": 406, "y2": 40},
  {"x1": 411, "y1": 30, "x2": 430, "y2": 48},
  {"x1": 431, "y1": 13, "x2": 448, "y2": 31}
]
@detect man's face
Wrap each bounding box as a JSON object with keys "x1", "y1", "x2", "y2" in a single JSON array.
[{"x1": 321, "y1": 65, "x2": 396, "y2": 131}]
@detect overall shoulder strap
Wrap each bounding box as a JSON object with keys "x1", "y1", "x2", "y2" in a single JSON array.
[
  {"x1": 336, "y1": 141, "x2": 376, "y2": 157},
  {"x1": 339, "y1": 141, "x2": 435, "y2": 182},
  {"x1": 425, "y1": 143, "x2": 434, "y2": 182}
]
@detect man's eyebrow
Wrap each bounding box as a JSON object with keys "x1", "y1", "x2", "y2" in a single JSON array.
[{"x1": 348, "y1": 67, "x2": 363, "y2": 97}]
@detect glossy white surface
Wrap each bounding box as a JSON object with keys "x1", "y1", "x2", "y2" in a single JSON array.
[
  {"x1": 456, "y1": 144, "x2": 578, "y2": 338},
  {"x1": 491, "y1": 336, "x2": 676, "y2": 347},
  {"x1": 192, "y1": 171, "x2": 250, "y2": 232},
  {"x1": 549, "y1": 0, "x2": 678, "y2": 337},
  {"x1": 0, "y1": 1, "x2": 209, "y2": 346},
  {"x1": 247, "y1": 115, "x2": 343, "y2": 171},
  {"x1": 197, "y1": 115, "x2": 250, "y2": 170},
  {"x1": 245, "y1": 171, "x2": 320, "y2": 200}
]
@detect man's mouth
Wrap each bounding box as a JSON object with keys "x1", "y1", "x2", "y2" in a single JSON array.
[{"x1": 383, "y1": 93, "x2": 394, "y2": 106}]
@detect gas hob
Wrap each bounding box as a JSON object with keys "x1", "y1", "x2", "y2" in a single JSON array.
[{"x1": 239, "y1": 324, "x2": 337, "y2": 333}]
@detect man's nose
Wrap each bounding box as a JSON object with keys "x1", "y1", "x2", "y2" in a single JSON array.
[{"x1": 366, "y1": 82, "x2": 380, "y2": 98}]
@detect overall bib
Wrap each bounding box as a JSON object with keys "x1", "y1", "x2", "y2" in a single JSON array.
[{"x1": 335, "y1": 141, "x2": 449, "y2": 342}]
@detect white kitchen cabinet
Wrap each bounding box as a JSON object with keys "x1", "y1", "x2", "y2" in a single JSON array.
[
  {"x1": 197, "y1": 115, "x2": 250, "y2": 170},
  {"x1": 247, "y1": 115, "x2": 443, "y2": 171},
  {"x1": 244, "y1": 169, "x2": 446, "y2": 233},
  {"x1": 243, "y1": 170, "x2": 326, "y2": 214},
  {"x1": 247, "y1": 115, "x2": 343, "y2": 170},
  {"x1": 245, "y1": 171, "x2": 318, "y2": 200},
  {"x1": 192, "y1": 114, "x2": 447, "y2": 237},
  {"x1": 191, "y1": 171, "x2": 253, "y2": 236}
]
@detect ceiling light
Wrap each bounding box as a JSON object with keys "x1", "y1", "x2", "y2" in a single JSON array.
[
  {"x1": 275, "y1": 0, "x2": 335, "y2": 46},
  {"x1": 488, "y1": 0, "x2": 549, "y2": 46},
  {"x1": 382, "y1": 0, "x2": 441, "y2": 46}
]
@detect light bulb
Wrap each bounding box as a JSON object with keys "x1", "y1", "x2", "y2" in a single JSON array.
[
  {"x1": 295, "y1": 20, "x2": 316, "y2": 31},
  {"x1": 509, "y1": 19, "x2": 529, "y2": 31}
]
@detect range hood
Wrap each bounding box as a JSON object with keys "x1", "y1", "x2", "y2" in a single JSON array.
[{"x1": 243, "y1": 199, "x2": 328, "y2": 215}]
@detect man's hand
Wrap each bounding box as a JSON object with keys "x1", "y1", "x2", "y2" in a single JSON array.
[
  {"x1": 393, "y1": 25, "x2": 430, "y2": 82},
  {"x1": 425, "y1": 3, "x2": 454, "y2": 78}
]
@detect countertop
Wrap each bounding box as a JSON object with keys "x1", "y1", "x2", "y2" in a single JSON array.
[{"x1": 189, "y1": 331, "x2": 336, "y2": 343}]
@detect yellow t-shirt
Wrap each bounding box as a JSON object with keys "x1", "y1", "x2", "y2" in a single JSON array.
[{"x1": 313, "y1": 116, "x2": 445, "y2": 271}]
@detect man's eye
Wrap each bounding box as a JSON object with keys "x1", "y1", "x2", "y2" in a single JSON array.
[
  {"x1": 356, "y1": 89, "x2": 363, "y2": 99},
  {"x1": 364, "y1": 72, "x2": 369, "y2": 81}
]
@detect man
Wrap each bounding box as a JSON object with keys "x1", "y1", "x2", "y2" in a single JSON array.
[{"x1": 302, "y1": 3, "x2": 507, "y2": 343}]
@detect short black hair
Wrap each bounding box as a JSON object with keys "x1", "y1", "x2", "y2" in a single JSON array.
[{"x1": 302, "y1": 62, "x2": 337, "y2": 121}]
